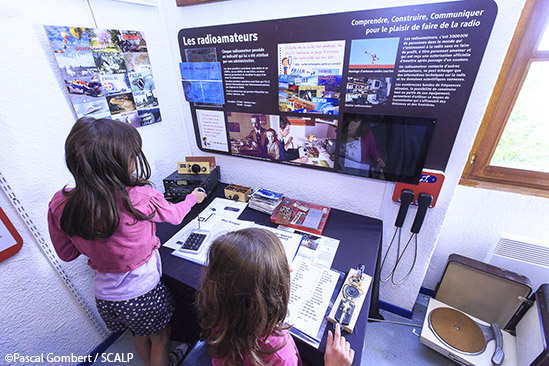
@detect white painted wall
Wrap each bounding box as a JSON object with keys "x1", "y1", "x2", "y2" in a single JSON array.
[
  {"x1": 422, "y1": 186, "x2": 549, "y2": 291},
  {"x1": 1, "y1": 0, "x2": 542, "y2": 362}
]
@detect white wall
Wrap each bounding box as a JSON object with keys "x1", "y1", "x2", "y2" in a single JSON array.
[
  {"x1": 0, "y1": 0, "x2": 534, "y2": 361},
  {"x1": 422, "y1": 186, "x2": 549, "y2": 291}
]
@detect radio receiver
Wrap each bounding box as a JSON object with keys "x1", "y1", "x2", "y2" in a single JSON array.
[
  {"x1": 224, "y1": 184, "x2": 252, "y2": 202},
  {"x1": 163, "y1": 166, "x2": 220, "y2": 202},
  {"x1": 177, "y1": 161, "x2": 211, "y2": 174}
]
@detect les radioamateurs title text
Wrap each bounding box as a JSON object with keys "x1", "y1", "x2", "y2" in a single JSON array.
[{"x1": 182, "y1": 32, "x2": 259, "y2": 46}]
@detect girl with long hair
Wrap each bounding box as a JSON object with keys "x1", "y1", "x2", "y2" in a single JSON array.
[{"x1": 48, "y1": 117, "x2": 207, "y2": 366}]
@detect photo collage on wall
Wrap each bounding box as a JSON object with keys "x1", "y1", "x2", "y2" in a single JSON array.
[
  {"x1": 178, "y1": 0, "x2": 497, "y2": 183},
  {"x1": 45, "y1": 25, "x2": 161, "y2": 127}
]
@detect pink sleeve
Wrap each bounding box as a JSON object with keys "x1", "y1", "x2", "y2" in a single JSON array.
[
  {"x1": 47, "y1": 202, "x2": 81, "y2": 262},
  {"x1": 148, "y1": 190, "x2": 197, "y2": 224}
]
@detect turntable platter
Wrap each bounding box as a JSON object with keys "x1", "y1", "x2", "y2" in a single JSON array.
[{"x1": 428, "y1": 307, "x2": 486, "y2": 354}]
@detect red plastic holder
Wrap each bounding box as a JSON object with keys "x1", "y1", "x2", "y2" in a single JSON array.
[{"x1": 392, "y1": 170, "x2": 445, "y2": 208}]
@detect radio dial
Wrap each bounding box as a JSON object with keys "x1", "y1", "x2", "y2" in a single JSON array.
[{"x1": 191, "y1": 164, "x2": 201, "y2": 173}]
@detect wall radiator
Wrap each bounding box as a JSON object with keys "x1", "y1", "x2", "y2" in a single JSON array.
[{"x1": 485, "y1": 235, "x2": 549, "y2": 292}]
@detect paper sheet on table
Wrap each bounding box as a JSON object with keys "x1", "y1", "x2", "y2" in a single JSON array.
[
  {"x1": 286, "y1": 256, "x2": 343, "y2": 348},
  {"x1": 253, "y1": 224, "x2": 303, "y2": 264},
  {"x1": 277, "y1": 226, "x2": 340, "y2": 269},
  {"x1": 198, "y1": 197, "x2": 247, "y2": 220},
  {"x1": 167, "y1": 214, "x2": 254, "y2": 265}
]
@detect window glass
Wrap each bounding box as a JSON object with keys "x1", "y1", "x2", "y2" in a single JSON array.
[{"x1": 490, "y1": 61, "x2": 549, "y2": 173}]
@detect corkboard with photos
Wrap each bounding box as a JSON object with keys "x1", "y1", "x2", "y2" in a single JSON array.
[{"x1": 45, "y1": 26, "x2": 161, "y2": 127}]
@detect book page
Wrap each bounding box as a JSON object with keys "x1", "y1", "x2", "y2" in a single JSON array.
[{"x1": 286, "y1": 256, "x2": 342, "y2": 346}]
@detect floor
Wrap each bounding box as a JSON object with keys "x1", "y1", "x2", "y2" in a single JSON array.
[{"x1": 91, "y1": 294, "x2": 457, "y2": 366}]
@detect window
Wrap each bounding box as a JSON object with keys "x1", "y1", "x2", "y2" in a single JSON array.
[{"x1": 461, "y1": 0, "x2": 549, "y2": 197}]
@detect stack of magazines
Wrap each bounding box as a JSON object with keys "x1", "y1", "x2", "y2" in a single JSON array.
[{"x1": 248, "y1": 188, "x2": 284, "y2": 215}]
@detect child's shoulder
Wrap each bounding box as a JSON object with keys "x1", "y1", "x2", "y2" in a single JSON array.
[
  {"x1": 127, "y1": 185, "x2": 162, "y2": 203},
  {"x1": 49, "y1": 189, "x2": 70, "y2": 212}
]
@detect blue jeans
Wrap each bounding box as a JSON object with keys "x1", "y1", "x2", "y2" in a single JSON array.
[{"x1": 181, "y1": 340, "x2": 212, "y2": 366}]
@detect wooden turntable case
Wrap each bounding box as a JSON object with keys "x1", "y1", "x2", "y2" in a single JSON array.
[{"x1": 420, "y1": 254, "x2": 549, "y2": 366}]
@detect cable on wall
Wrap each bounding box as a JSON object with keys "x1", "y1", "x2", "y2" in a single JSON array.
[
  {"x1": 0, "y1": 170, "x2": 108, "y2": 338},
  {"x1": 85, "y1": 0, "x2": 99, "y2": 28}
]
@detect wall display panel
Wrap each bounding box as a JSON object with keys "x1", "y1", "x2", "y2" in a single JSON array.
[
  {"x1": 45, "y1": 26, "x2": 161, "y2": 127},
  {"x1": 178, "y1": 0, "x2": 497, "y2": 183}
]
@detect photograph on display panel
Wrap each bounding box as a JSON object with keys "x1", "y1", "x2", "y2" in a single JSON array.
[
  {"x1": 227, "y1": 113, "x2": 337, "y2": 168},
  {"x1": 278, "y1": 41, "x2": 345, "y2": 115}
]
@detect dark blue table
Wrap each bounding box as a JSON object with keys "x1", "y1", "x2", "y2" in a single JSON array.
[{"x1": 158, "y1": 183, "x2": 382, "y2": 365}]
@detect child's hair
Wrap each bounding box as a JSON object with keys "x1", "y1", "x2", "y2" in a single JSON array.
[
  {"x1": 197, "y1": 228, "x2": 291, "y2": 366},
  {"x1": 60, "y1": 117, "x2": 152, "y2": 240}
]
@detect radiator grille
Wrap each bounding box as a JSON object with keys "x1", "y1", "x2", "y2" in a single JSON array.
[{"x1": 494, "y1": 237, "x2": 549, "y2": 268}]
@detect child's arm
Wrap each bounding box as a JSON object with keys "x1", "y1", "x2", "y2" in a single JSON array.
[
  {"x1": 149, "y1": 188, "x2": 207, "y2": 224},
  {"x1": 47, "y1": 206, "x2": 81, "y2": 261},
  {"x1": 324, "y1": 323, "x2": 355, "y2": 366}
]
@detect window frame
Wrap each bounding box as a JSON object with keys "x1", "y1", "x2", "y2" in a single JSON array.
[{"x1": 460, "y1": 0, "x2": 549, "y2": 197}]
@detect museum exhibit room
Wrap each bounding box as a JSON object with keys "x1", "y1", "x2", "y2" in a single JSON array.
[{"x1": 0, "y1": 0, "x2": 548, "y2": 365}]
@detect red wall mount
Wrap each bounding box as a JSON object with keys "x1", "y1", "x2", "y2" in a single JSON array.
[
  {"x1": 392, "y1": 170, "x2": 445, "y2": 208},
  {"x1": 0, "y1": 207, "x2": 23, "y2": 262}
]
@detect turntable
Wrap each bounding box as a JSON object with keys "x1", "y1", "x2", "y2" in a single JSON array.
[{"x1": 419, "y1": 254, "x2": 549, "y2": 366}]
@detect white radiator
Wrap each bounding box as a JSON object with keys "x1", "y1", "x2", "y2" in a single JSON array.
[{"x1": 485, "y1": 235, "x2": 549, "y2": 292}]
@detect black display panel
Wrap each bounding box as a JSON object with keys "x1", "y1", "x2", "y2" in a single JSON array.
[
  {"x1": 178, "y1": 0, "x2": 497, "y2": 183},
  {"x1": 338, "y1": 113, "x2": 436, "y2": 183}
]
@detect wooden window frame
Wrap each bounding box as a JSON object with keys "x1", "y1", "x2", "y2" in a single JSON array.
[{"x1": 461, "y1": 0, "x2": 549, "y2": 198}]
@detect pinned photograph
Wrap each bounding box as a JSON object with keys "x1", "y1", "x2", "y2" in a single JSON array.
[
  {"x1": 119, "y1": 30, "x2": 147, "y2": 53},
  {"x1": 87, "y1": 28, "x2": 122, "y2": 53},
  {"x1": 123, "y1": 53, "x2": 151, "y2": 73},
  {"x1": 278, "y1": 40, "x2": 345, "y2": 115},
  {"x1": 345, "y1": 76, "x2": 392, "y2": 106},
  {"x1": 349, "y1": 38, "x2": 400, "y2": 70},
  {"x1": 94, "y1": 52, "x2": 127, "y2": 74},
  {"x1": 99, "y1": 73, "x2": 131, "y2": 96},
  {"x1": 106, "y1": 92, "x2": 136, "y2": 115}
]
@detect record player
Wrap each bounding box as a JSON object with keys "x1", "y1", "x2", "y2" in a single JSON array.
[{"x1": 420, "y1": 254, "x2": 549, "y2": 366}]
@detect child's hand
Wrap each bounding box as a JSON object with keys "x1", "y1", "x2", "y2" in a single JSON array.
[
  {"x1": 191, "y1": 188, "x2": 207, "y2": 204},
  {"x1": 324, "y1": 323, "x2": 355, "y2": 366}
]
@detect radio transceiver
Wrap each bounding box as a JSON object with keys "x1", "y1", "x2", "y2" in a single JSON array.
[
  {"x1": 177, "y1": 161, "x2": 211, "y2": 174},
  {"x1": 163, "y1": 166, "x2": 220, "y2": 202}
]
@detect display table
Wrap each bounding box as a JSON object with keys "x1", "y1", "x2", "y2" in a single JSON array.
[{"x1": 157, "y1": 183, "x2": 382, "y2": 365}]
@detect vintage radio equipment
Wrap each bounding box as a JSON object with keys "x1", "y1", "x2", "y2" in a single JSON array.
[
  {"x1": 163, "y1": 166, "x2": 220, "y2": 202},
  {"x1": 177, "y1": 156, "x2": 216, "y2": 175},
  {"x1": 327, "y1": 265, "x2": 372, "y2": 334},
  {"x1": 177, "y1": 161, "x2": 211, "y2": 174},
  {"x1": 185, "y1": 156, "x2": 216, "y2": 169},
  {"x1": 420, "y1": 254, "x2": 548, "y2": 366},
  {"x1": 224, "y1": 184, "x2": 252, "y2": 202}
]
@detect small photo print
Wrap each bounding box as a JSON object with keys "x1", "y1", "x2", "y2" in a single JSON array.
[
  {"x1": 106, "y1": 92, "x2": 136, "y2": 115},
  {"x1": 87, "y1": 28, "x2": 122, "y2": 53},
  {"x1": 137, "y1": 108, "x2": 162, "y2": 126},
  {"x1": 94, "y1": 52, "x2": 127, "y2": 74},
  {"x1": 349, "y1": 38, "x2": 400, "y2": 70},
  {"x1": 99, "y1": 73, "x2": 131, "y2": 96},
  {"x1": 119, "y1": 30, "x2": 147, "y2": 53},
  {"x1": 112, "y1": 111, "x2": 140, "y2": 127},
  {"x1": 73, "y1": 98, "x2": 110, "y2": 117},
  {"x1": 64, "y1": 75, "x2": 103, "y2": 98},
  {"x1": 129, "y1": 72, "x2": 155, "y2": 93},
  {"x1": 123, "y1": 53, "x2": 151, "y2": 73},
  {"x1": 133, "y1": 90, "x2": 158, "y2": 109},
  {"x1": 345, "y1": 76, "x2": 392, "y2": 106}
]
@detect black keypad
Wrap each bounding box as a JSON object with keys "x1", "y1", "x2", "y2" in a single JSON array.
[{"x1": 177, "y1": 233, "x2": 207, "y2": 251}]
